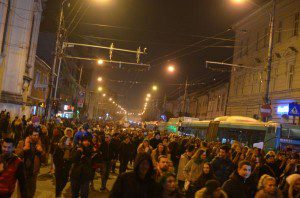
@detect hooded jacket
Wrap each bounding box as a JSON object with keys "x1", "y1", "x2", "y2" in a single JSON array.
[
  {"x1": 110, "y1": 153, "x2": 160, "y2": 198},
  {"x1": 222, "y1": 171, "x2": 257, "y2": 198}
]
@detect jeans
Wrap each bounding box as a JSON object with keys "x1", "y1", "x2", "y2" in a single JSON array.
[
  {"x1": 55, "y1": 160, "x2": 72, "y2": 196},
  {"x1": 71, "y1": 179, "x2": 90, "y2": 198},
  {"x1": 100, "y1": 161, "x2": 110, "y2": 189}
]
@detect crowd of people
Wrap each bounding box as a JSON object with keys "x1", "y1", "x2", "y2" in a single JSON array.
[{"x1": 0, "y1": 110, "x2": 299, "y2": 198}]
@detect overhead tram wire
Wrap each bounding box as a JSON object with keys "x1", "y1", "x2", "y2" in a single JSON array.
[{"x1": 83, "y1": 22, "x2": 235, "y2": 42}]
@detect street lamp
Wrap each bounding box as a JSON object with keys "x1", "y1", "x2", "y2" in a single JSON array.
[
  {"x1": 167, "y1": 65, "x2": 175, "y2": 73},
  {"x1": 109, "y1": 97, "x2": 112, "y2": 101},
  {"x1": 146, "y1": 97, "x2": 149, "y2": 102},
  {"x1": 231, "y1": 0, "x2": 246, "y2": 4},
  {"x1": 97, "y1": 59, "x2": 104, "y2": 65},
  {"x1": 152, "y1": 85, "x2": 158, "y2": 91},
  {"x1": 98, "y1": 86, "x2": 103, "y2": 92},
  {"x1": 97, "y1": 77, "x2": 103, "y2": 82},
  {"x1": 102, "y1": 93, "x2": 106, "y2": 97},
  {"x1": 147, "y1": 93, "x2": 151, "y2": 98}
]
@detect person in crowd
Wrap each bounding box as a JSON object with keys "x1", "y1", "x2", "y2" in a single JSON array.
[
  {"x1": 110, "y1": 153, "x2": 160, "y2": 198},
  {"x1": 91, "y1": 133, "x2": 101, "y2": 190},
  {"x1": 70, "y1": 136, "x2": 93, "y2": 198},
  {"x1": 150, "y1": 132, "x2": 162, "y2": 149},
  {"x1": 160, "y1": 173, "x2": 182, "y2": 198},
  {"x1": 11, "y1": 117, "x2": 24, "y2": 146},
  {"x1": 99, "y1": 133, "x2": 115, "y2": 191},
  {"x1": 137, "y1": 139, "x2": 153, "y2": 154},
  {"x1": 152, "y1": 143, "x2": 168, "y2": 166},
  {"x1": 282, "y1": 173, "x2": 300, "y2": 198},
  {"x1": 222, "y1": 161, "x2": 257, "y2": 198},
  {"x1": 110, "y1": 133, "x2": 121, "y2": 174},
  {"x1": 279, "y1": 153, "x2": 300, "y2": 189},
  {"x1": 49, "y1": 126, "x2": 62, "y2": 174},
  {"x1": 0, "y1": 138, "x2": 27, "y2": 197},
  {"x1": 195, "y1": 162, "x2": 217, "y2": 191},
  {"x1": 54, "y1": 127, "x2": 74, "y2": 197},
  {"x1": 154, "y1": 155, "x2": 169, "y2": 182},
  {"x1": 195, "y1": 179, "x2": 227, "y2": 198},
  {"x1": 168, "y1": 137, "x2": 180, "y2": 172},
  {"x1": 255, "y1": 174, "x2": 282, "y2": 198},
  {"x1": 119, "y1": 136, "x2": 133, "y2": 174},
  {"x1": 73, "y1": 123, "x2": 91, "y2": 145},
  {"x1": 183, "y1": 149, "x2": 208, "y2": 197},
  {"x1": 211, "y1": 145, "x2": 234, "y2": 184},
  {"x1": 177, "y1": 144, "x2": 195, "y2": 190},
  {"x1": 23, "y1": 127, "x2": 44, "y2": 198},
  {"x1": 257, "y1": 151, "x2": 281, "y2": 182}
]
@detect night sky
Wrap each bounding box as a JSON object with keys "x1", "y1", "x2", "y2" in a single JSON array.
[{"x1": 41, "y1": 0, "x2": 268, "y2": 112}]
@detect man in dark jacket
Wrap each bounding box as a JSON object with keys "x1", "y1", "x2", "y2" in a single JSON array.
[
  {"x1": 211, "y1": 145, "x2": 234, "y2": 184},
  {"x1": 0, "y1": 138, "x2": 27, "y2": 197},
  {"x1": 149, "y1": 132, "x2": 162, "y2": 149},
  {"x1": 110, "y1": 153, "x2": 160, "y2": 198},
  {"x1": 222, "y1": 161, "x2": 257, "y2": 198},
  {"x1": 119, "y1": 136, "x2": 133, "y2": 174},
  {"x1": 257, "y1": 152, "x2": 281, "y2": 182},
  {"x1": 99, "y1": 133, "x2": 116, "y2": 191},
  {"x1": 70, "y1": 136, "x2": 93, "y2": 198}
]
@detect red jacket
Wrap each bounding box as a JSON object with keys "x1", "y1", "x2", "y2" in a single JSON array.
[{"x1": 0, "y1": 155, "x2": 27, "y2": 197}]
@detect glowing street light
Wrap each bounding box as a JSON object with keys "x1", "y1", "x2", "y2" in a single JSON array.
[
  {"x1": 167, "y1": 65, "x2": 175, "y2": 73},
  {"x1": 146, "y1": 97, "x2": 149, "y2": 101},
  {"x1": 102, "y1": 93, "x2": 106, "y2": 97},
  {"x1": 97, "y1": 59, "x2": 104, "y2": 65},
  {"x1": 109, "y1": 97, "x2": 112, "y2": 101},
  {"x1": 152, "y1": 85, "x2": 158, "y2": 91},
  {"x1": 231, "y1": 0, "x2": 246, "y2": 4},
  {"x1": 98, "y1": 86, "x2": 103, "y2": 92},
  {"x1": 97, "y1": 77, "x2": 103, "y2": 82},
  {"x1": 147, "y1": 93, "x2": 151, "y2": 98}
]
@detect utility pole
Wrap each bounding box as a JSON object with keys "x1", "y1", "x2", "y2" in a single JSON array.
[
  {"x1": 45, "y1": 0, "x2": 66, "y2": 119},
  {"x1": 182, "y1": 76, "x2": 188, "y2": 115},
  {"x1": 265, "y1": 0, "x2": 276, "y2": 105}
]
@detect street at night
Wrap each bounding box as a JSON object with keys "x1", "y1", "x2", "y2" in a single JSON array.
[{"x1": 0, "y1": 0, "x2": 300, "y2": 198}]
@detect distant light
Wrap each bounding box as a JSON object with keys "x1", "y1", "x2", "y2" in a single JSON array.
[
  {"x1": 97, "y1": 59, "x2": 104, "y2": 65},
  {"x1": 102, "y1": 93, "x2": 106, "y2": 97},
  {"x1": 97, "y1": 77, "x2": 103, "y2": 82},
  {"x1": 231, "y1": 0, "x2": 246, "y2": 4},
  {"x1": 152, "y1": 85, "x2": 158, "y2": 91},
  {"x1": 167, "y1": 65, "x2": 175, "y2": 73},
  {"x1": 98, "y1": 86, "x2": 103, "y2": 92},
  {"x1": 146, "y1": 98, "x2": 149, "y2": 101},
  {"x1": 277, "y1": 105, "x2": 289, "y2": 114},
  {"x1": 147, "y1": 93, "x2": 151, "y2": 98},
  {"x1": 109, "y1": 98, "x2": 112, "y2": 101}
]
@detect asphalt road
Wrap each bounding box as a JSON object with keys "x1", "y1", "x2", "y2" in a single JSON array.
[{"x1": 35, "y1": 165, "x2": 119, "y2": 198}]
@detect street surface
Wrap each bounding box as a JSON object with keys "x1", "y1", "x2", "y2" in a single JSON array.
[{"x1": 34, "y1": 165, "x2": 118, "y2": 198}]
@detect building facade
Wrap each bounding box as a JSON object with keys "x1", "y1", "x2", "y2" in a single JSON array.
[
  {"x1": 0, "y1": 0, "x2": 45, "y2": 116},
  {"x1": 166, "y1": 82, "x2": 229, "y2": 120},
  {"x1": 31, "y1": 55, "x2": 50, "y2": 116},
  {"x1": 226, "y1": 0, "x2": 300, "y2": 122}
]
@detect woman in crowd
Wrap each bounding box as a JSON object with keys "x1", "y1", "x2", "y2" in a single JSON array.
[
  {"x1": 160, "y1": 173, "x2": 182, "y2": 198},
  {"x1": 255, "y1": 174, "x2": 282, "y2": 198},
  {"x1": 195, "y1": 179, "x2": 227, "y2": 198},
  {"x1": 137, "y1": 139, "x2": 153, "y2": 154},
  {"x1": 282, "y1": 174, "x2": 300, "y2": 198},
  {"x1": 195, "y1": 162, "x2": 217, "y2": 190}
]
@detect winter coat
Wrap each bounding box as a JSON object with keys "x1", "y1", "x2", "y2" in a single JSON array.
[
  {"x1": 258, "y1": 162, "x2": 281, "y2": 181},
  {"x1": 183, "y1": 159, "x2": 204, "y2": 182},
  {"x1": 70, "y1": 146, "x2": 94, "y2": 181},
  {"x1": 110, "y1": 171, "x2": 160, "y2": 198},
  {"x1": 255, "y1": 189, "x2": 283, "y2": 198},
  {"x1": 177, "y1": 153, "x2": 191, "y2": 181},
  {"x1": 149, "y1": 138, "x2": 162, "y2": 149},
  {"x1": 222, "y1": 171, "x2": 257, "y2": 198},
  {"x1": 211, "y1": 156, "x2": 234, "y2": 184},
  {"x1": 195, "y1": 187, "x2": 227, "y2": 198},
  {"x1": 99, "y1": 141, "x2": 116, "y2": 162},
  {"x1": 119, "y1": 141, "x2": 133, "y2": 162}
]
